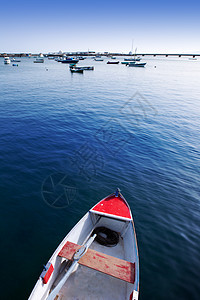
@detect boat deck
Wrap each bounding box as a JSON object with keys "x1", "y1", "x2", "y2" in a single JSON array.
[{"x1": 58, "y1": 238, "x2": 127, "y2": 299}]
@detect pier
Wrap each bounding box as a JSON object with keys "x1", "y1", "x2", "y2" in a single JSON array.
[{"x1": 134, "y1": 53, "x2": 200, "y2": 58}]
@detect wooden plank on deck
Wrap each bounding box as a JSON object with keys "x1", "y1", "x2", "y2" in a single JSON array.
[{"x1": 58, "y1": 241, "x2": 135, "y2": 284}]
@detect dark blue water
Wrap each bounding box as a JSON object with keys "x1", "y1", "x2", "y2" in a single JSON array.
[{"x1": 0, "y1": 57, "x2": 200, "y2": 299}]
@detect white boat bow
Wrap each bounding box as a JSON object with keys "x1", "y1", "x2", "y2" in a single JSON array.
[{"x1": 28, "y1": 189, "x2": 139, "y2": 300}]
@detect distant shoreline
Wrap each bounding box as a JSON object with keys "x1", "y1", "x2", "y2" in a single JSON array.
[{"x1": 0, "y1": 52, "x2": 199, "y2": 58}]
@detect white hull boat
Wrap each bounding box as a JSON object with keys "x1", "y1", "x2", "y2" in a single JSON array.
[
  {"x1": 28, "y1": 189, "x2": 139, "y2": 300},
  {"x1": 11, "y1": 58, "x2": 21, "y2": 62},
  {"x1": 4, "y1": 57, "x2": 11, "y2": 64},
  {"x1": 34, "y1": 58, "x2": 44, "y2": 63},
  {"x1": 124, "y1": 58, "x2": 141, "y2": 62},
  {"x1": 69, "y1": 66, "x2": 94, "y2": 71},
  {"x1": 128, "y1": 62, "x2": 146, "y2": 67}
]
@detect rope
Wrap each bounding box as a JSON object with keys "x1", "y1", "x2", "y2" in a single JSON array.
[{"x1": 92, "y1": 227, "x2": 119, "y2": 247}]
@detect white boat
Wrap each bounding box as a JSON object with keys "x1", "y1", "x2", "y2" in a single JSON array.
[
  {"x1": 34, "y1": 57, "x2": 44, "y2": 63},
  {"x1": 124, "y1": 58, "x2": 141, "y2": 62},
  {"x1": 70, "y1": 68, "x2": 84, "y2": 73},
  {"x1": 125, "y1": 47, "x2": 141, "y2": 62},
  {"x1": 94, "y1": 58, "x2": 104, "y2": 61},
  {"x1": 128, "y1": 62, "x2": 146, "y2": 67},
  {"x1": 107, "y1": 61, "x2": 119, "y2": 64},
  {"x1": 28, "y1": 189, "x2": 139, "y2": 300},
  {"x1": 11, "y1": 58, "x2": 21, "y2": 62},
  {"x1": 70, "y1": 66, "x2": 94, "y2": 71},
  {"x1": 4, "y1": 57, "x2": 11, "y2": 64}
]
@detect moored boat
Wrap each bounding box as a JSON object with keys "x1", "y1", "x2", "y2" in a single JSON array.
[
  {"x1": 11, "y1": 58, "x2": 21, "y2": 62},
  {"x1": 34, "y1": 57, "x2": 44, "y2": 63},
  {"x1": 107, "y1": 61, "x2": 119, "y2": 64},
  {"x1": 70, "y1": 68, "x2": 83, "y2": 73},
  {"x1": 70, "y1": 66, "x2": 94, "y2": 71},
  {"x1": 94, "y1": 58, "x2": 104, "y2": 61},
  {"x1": 128, "y1": 62, "x2": 146, "y2": 67},
  {"x1": 61, "y1": 58, "x2": 79, "y2": 64},
  {"x1": 4, "y1": 57, "x2": 11, "y2": 64},
  {"x1": 81, "y1": 66, "x2": 94, "y2": 70},
  {"x1": 124, "y1": 58, "x2": 141, "y2": 62},
  {"x1": 28, "y1": 189, "x2": 139, "y2": 300}
]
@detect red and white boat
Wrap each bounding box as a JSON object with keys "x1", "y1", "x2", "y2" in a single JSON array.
[{"x1": 28, "y1": 189, "x2": 139, "y2": 300}]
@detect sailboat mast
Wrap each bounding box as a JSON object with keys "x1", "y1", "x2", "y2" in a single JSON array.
[{"x1": 130, "y1": 39, "x2": 134, "y2": 56}]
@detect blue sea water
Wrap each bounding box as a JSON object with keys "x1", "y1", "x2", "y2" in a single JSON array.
[{"x1": 0, "y1": 56, "x2": 200, "y2": 300}]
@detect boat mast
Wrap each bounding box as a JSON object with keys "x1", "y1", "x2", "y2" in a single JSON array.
[
  {"x1": 131, "y1": 39, "x2": 134, "y2": 56},
  {"x1": 134, "y1": 47, "x2": 137, "y2": 60}
]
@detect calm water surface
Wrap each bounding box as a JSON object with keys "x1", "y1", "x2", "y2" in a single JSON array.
[{"x1": 0, "y1": 56, "x2": 200, "y2": 299}]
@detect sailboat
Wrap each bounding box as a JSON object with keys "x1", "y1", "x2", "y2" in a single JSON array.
[
  {"x1": 28, "y1": 189, "x2": 139, "y2": 300},
  {"x1": 124, "y1": 45, "x2": 141, "y2": 62}
]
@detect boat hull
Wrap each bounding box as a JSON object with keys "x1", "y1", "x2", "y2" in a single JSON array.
[
  {"x1": 107, "y1": 61, "x2": 119, "y2": 64},
  {"x1": 70, "y1": 68, "x2": 83, "y2": 73},
  {"x1": 4, "y1": 57, "x2": 11, "y2": 64},
  {"x1": 128, "y1": 63, "x2": 146, "y2": 67},
  {"x1": 61, "y1": 59, "x2": 79, "y2": 64},
  {"x1": 124, "y1": 58, "x2": 141, "y2": 62},
  {"x1": 28, "y1": 191, "x2": 139, "y2": 300},
  {"x1": 70, "y1": 66, "x2": 94, "y2": 71},
  {"x1": 34, "y1": 59, "x2": 44, "y2": 63}
]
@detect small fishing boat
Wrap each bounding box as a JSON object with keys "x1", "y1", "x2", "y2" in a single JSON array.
[
  {"x1": 34, "y1": 57, "x2": 44, "y2": 63},
  {"x1": 12, "y1": 64, "x2": 18, "y2": 66},
  {"x1": 124, "y1": 58, "x2": 141, "y2": 62},
  {"x1": 80, "y1": 66, "x2": 94, "y2": 70},
  {"x1": 94, "y1": 58, "x2": 104, "y2": 61},
  {"x1": 125, "y1": 48, "x2": 141, "y2": 62},
  {"x1": 4, "y1": 57, "x2": 11, "y2": 64},
  {"x1": 128, "y1": 62, "x2": 146, "y2": 67},
  {"x1": 61, "y1": 59, "x2": 79, "y2": 64},
  {"x1": 70, "y1": 68, "x2": 83, "y2": 73},
  {"x1": 70, "y1": 66, "x2": 94, "y2": 71},
  {"x1": 107, "y1": 61, "x2": 119, "y2": 64},
  {"x1": 11, "y1": 58, "x2": 21, "y2": 62},
  {"x1": 28, "y1": 189, "x2": 139, "y2": 300},
  {"x1": 11, "y1": 59, "x2": 21, "y2": 62}
]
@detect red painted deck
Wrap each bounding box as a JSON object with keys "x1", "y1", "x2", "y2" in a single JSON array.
[
  {"x1": 58, "y1": 241, "x2": 135, "y2": 284},
  {"x1": 91, "y1": 194, "x2": 132, "y2": 219}
]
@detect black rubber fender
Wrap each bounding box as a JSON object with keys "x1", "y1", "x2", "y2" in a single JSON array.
[{"x1": 92, "y1": 227, "x2": 119, "y2": 247}]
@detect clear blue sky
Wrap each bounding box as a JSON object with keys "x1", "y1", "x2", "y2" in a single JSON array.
[{"x1": 1, "y1": 0, "x2": 200, "y2": 53}]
